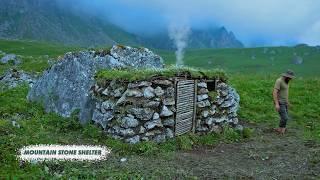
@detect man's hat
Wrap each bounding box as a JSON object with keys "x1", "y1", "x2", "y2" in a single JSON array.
[{"x1": 281, "y1": 69, "x2": 295, "y2": 79}]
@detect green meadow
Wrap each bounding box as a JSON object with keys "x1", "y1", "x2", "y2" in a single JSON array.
[{"x1": 1, "y1": 39, "x2": 320, "y2": 178}]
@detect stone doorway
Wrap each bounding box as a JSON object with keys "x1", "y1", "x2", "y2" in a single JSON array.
[{"x1": 174, "y1": 80, "x2": 197, "y2": 136}]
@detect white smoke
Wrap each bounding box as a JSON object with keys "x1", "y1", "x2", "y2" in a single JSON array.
[{"x1": 168, "y1": 24, "x2": 191, "y2": 66}]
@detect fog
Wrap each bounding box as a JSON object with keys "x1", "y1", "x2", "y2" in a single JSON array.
[{"x1": 59, "y1": 0, "x2": 320, "y2": 46}]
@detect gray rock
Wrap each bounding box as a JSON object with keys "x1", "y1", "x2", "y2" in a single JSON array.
[
  {"x1": 110, "y1": 45, "x2": 164, "y2": 68},
  {"x1": 205, "y1": 117, "x2": 214, "y2": 126},
  {"x1": 113, "y1": 87, "x2": 125, "y2": 97},
  {"x1": 197, "y1": 82, "x2": 207, "y2": 88},
  {"x1": 197, "y1": 94, "x2": 209, "y2": 101},
  {"x1": 212, "y1": 116, "x2": 228, "y2": 123},
  {"x1": 0, "y1": 69, "x2": 35, "y2": 88},
  {"x1": 119, "y1": 115, "x2": 139, "y2": 128},
  {"x1": 163, "y1": 118, "x2": 175, "y2": 127},
  {"x1": 198, "y1": 88, "x2": 209, "y2": 94},
  {"x1": 197, "y1": 100, "x2": 211, "y2": 108},
  {"x1": 125, "y1": 135, "x2": 140, "y2": 144},
  {"x1": 143, "y1": 86, "x2": 155, "y2": 99},
  {"x1": 144, "y1": 119, "x2": 163, "y2": 130},
  {"x1": 220, "y1": 98, "x2": 236, "y2": 108},
  {"x1": 27, "y1": 46, "x2": 163, "y2": 123},
  {"x1": 212, "y1": 125, "x2": 222, "y2": 134},
  {"x1": 232, "y1": 118, "x2": 239, "y2": 125},
  {"x1": 143, "y1": 101, "x2": 160, "y2": 108},
  {"x1": 92, "y1": 110, "x2": 113, "y2": 129},
  {"x1": 139, "y1": 126, "x2": 146, "y2": 134},
  {"x1": 201, "y1": 110, "x2": 209, "y2": 118},
  {"x1": 11, "y1": 121, "x2": 20, "y2": 128},
  {"x1": 129, "y1": 108, "x2": 154, "y2": 121},
  {"x1": 141, "y1": 137, "x2": 149, "y2": 141},
  {"x1": 102, "y1": 87, "x2": 111, "y2": 96},
  {"x1": 153, "y1": 134, "x2": 166, "y2": 143},
  {"x1": 196, "y1": 126, "x2": 209, "y2": 132},
  {"x1": 153, "y1": 80, "x2": 172, "y2": 86},
  {"x1": 163, "y1": 98, "x2": 175, "y2": 105},
  {"x1": 125, "y1": 89, "x2": 143, "y2": 97},
  {"x1": 119, "y1": 128, "x2": 135, "y2": 137},
  {"x1": 165, "y1": 128, "x2": 174, "y2": 138},
  {"x1": 235, "y1": 124, "x2": 244, "y2": 132},
  {"x1": 153, "y1": 112, "x2": 160, "y2": 120},
  {"x1": 165, "y1": 87, "x2": 175, "y2": 97},
  {"x1": 101, "y1": 100, "x2": 114, "y2": 111},
  {"x1": 154, "y1": 86, "x2": 165, "y2": 97},
  {"x1": 128, "y1": 81, "x2": 152, "y2": 89},
  {"x1": 160, "y1": 105, "x2": 173, "y2": 117},
  {"x1": 0, "y1": 54, "x2": 21, "y2": 65},
  {"x1": 145, "y1": 130, "x2": 162, "y2": 137}
]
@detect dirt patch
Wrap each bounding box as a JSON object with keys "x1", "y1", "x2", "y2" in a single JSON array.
[{"x1": 106, "y1": 123, "x2": 320, "y2": 179}]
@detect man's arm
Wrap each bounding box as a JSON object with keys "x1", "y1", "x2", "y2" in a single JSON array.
[{"x1": 273, "y1": 88, "x2": 280, "y2": 112}]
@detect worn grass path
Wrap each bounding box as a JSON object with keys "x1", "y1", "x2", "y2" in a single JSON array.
[{"x1": 103, "y1": 122, "x2": 320, "y2": 179}]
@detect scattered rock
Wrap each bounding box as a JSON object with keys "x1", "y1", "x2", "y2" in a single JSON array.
[
  {"x1": 120, "y1": 158, "x2": 127, "y2": 162},
  {"x1": 0, "y1": 69, "x2": 35, "y2": 88},
  {"x1": 0, "y1": 54, "x2": 21, "y2": 65}
]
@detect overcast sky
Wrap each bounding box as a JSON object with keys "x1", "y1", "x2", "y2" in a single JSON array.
[{"x1": 68, "y1": 0, "x2": 320, "y2": 46}]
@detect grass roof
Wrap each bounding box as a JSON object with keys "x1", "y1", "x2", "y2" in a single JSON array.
[{"x1": 96, "y1": 66, "x2": 228, "y2": 82}]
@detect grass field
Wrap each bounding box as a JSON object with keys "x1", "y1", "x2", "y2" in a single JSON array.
[{"x1": 1, "y1": 39, "x2": 320, "y2": 178}]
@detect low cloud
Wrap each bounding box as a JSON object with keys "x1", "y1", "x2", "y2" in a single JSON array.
[{"x1": 61, "y1": 0, "x2": 320, "y2": 46}]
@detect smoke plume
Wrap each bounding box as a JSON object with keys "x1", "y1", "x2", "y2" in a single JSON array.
[{"x1": 168, "y1": 24, "x2": 191, "y2": 66}]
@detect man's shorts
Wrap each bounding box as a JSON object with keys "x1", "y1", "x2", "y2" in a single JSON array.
[{"x1": 278, "y1": 102, "x2": 289, "y2": 128}]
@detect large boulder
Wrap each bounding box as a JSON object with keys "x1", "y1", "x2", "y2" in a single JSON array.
[{"x1": 27, "y1": 45, "x2": 164, "y2": 123}]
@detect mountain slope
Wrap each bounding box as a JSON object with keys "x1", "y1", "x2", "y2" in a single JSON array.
[
  {"x1": 0, "y1": 0, "x2": 139, "y2": 47},
  {"x1": 0, "y1": 0, "x2": 244, "y2": 49}
]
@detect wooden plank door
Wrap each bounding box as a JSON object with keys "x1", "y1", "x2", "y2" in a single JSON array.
[{"x1": 175, "y1": 80, "x2": 196, "y2": 136}]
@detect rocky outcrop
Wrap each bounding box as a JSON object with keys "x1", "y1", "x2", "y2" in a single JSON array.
[
  {"x1": 27, "y1": 45, "x2": 164, "y2": 123},
  {"x1": 0, "y1": 54, "x2": 21, "y2": 65},
  {"x1": 0, "y1": 69, "x2": 35, "y2": 88}
]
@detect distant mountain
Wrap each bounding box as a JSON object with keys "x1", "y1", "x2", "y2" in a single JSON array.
[
  {"x1": 140, "y1": 27, "x2": 243, "y2": 49},
  {"x1": 0, "y1": 0, "x2": 244, "y2": 49}
]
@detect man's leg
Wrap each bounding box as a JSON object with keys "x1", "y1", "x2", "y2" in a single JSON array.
[{"x1": 278, "y1": 103, "x2": 289, "y2": 134}]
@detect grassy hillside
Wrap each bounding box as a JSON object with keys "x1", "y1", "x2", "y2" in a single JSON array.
[
  {"x1": 1, "y1": 39, "x2": 320, "y2": 178},
  {"x1": 156, "y1": 45, "x2": 320, "y2": 77}
]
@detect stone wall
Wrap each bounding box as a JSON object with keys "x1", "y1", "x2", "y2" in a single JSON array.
[
  {"x1": 195, "y1": 80, "x2": 240, "y2": 134},
  {"x1": 92, "y1": 78, "x2": 240, "y2": 144}
]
